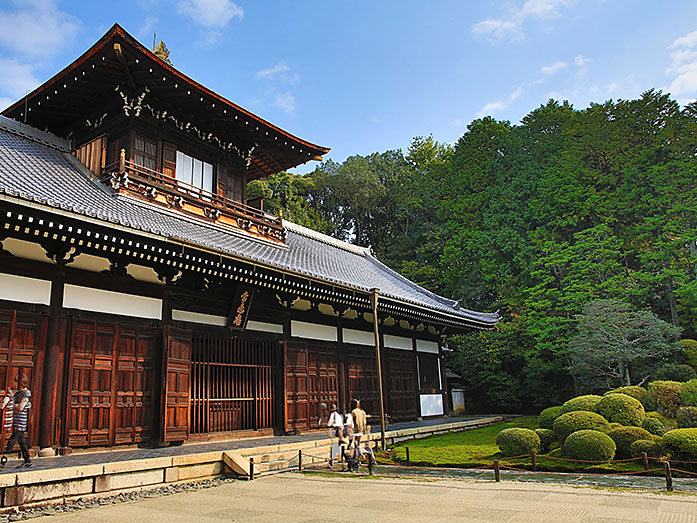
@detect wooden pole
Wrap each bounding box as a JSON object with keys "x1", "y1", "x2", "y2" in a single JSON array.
[
  {"x1": 298, "y1": 449, "x2": 302, "y2": 472},
  {"x1": 641, "y1": 452, "x2": 649, "y2": 471},
  {"x1": 119, "y1": 148, "x2": 126, "y2": 174},
  {"x1": 370, "y1": 288, "x2": 387, "y2": 451},
  {"x1": 406, "y1": 446, "x2": 410, "y2": 467},
  {"x1": 249, "y1": 459, "x2": 255, "y2": 481},
  {"x1": 368, "y1": 457, "x2": 374, "y2": 476},
  {"x1": 493, "y1": 460, "x2": 501, "y2": 482},
  {"x1": 531, "y1": 449, "x2": 537, "y2": 472},
  {"x1": 664, "y1": 461, "x2": 673, "y2": 492}
]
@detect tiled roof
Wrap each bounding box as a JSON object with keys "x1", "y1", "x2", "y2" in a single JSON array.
[{"x1": 0, "y1": 117, "x2": 500, "y2": 327}]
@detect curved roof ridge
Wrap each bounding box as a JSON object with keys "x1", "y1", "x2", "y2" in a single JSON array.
[
  {"x1": 283, "y1": 220, "x2": 370, "y2": 256},
  {"x1": 0, "y1": 116, "x2": 70, "y2": 152}
]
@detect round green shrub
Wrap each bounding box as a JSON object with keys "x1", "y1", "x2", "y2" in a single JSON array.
[
  {"x1": 680, "y1": 379, "x2": 697, "y2": 407},
  {"x1": 642, "y1": 395, "x2": 658, "y2": 412},
  {"x1": 630, "y1": 439, "x2": 663, "y2": 458},
  {"x1": 608, "y1": 426, "x2": 653, "y2": 458},
  {"x1": 553, "y1": 411, "x2": 611, "y2": 443},
  {"x1": 642, "y1": 417, "x2": 665, "y2": 436},
  {"x1": 538, "y1": 406, "x2": 563, "y2": 429},
  {"x1": 597, "y1": 393, "x2": 645, "y2": 426},
  {"x1": 662, "y1": 428, "x2": 697, "y2": 460},
  {"x1": 496, "y1": 428, "x2": 541, "y2": 457},
  {"x1": 609, "y1": 422, "x2": 623, "y2": 430},
  {"x1": 559, "y1": 395, "x2": 602, "y2": 415},
  {"x1": 604, "y1": 386, "x2": 648, "y2": 402},
  {"x1": 648, "y1": 381, "x2": 683, "y2": 418},
  {"x1": 679, "y1": 339, "x2": 697, "y2": 369},
  {"x1": 535, "y1": 428, "x2": 555, "y2": 453},
  {"x1": 677, "y1": 406, "x2": 697, "y2": 428},
  {"x1": 562, "y1": 430, "x2": 616, "y2": 462},
  {"x1": 653, "y1": 364, "x2": 697, "y2": 383}
]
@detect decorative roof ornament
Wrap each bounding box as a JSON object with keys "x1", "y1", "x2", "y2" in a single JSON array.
[{"x1": 153, "y1": 40, "x2": 171, "y2": 64}]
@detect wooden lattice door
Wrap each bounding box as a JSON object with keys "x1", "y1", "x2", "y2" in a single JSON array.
[
  {"x1": 346, "y1": 346, "x2": 379, "y2": 416},
  {"x1": 386, "y1": 349, "x2": 418, "y2": 420},
  {"x1": 284, "y1": 342, "x2": 309, "y2": 432},
  {"x1": 0, "y1": 309, "x2": 45, "y2": 449},
  {"x1": 162, "y1": 326, "x2": 191, "y2": 443}
]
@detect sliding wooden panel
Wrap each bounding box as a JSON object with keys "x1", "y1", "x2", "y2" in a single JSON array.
[
  {"x1": 386, "y1": 349, "x2": 418, "y2": 421},
  {"x1": 284, "y1": 342, "x2": 309, "y2": 432},
  {"x1": 346, "y1": 345, "x2": 379, "y2": 417},
  {"x1": 162, "y1": 326, "x2": 191, "y2": 443}
]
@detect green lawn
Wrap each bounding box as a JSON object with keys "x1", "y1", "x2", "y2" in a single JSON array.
[{"x1": 379, "y1": 416, "x2": 645, "y2": 474}]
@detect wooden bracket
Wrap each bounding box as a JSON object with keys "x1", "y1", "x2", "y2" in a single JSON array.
[{"x1": 114, "y1": 43, "x2": 136, "y2": 91}]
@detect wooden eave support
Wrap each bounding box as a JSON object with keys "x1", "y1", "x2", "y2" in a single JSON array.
[{"x1": 113, "y1": 43, "x2": 136, "y2": 91}]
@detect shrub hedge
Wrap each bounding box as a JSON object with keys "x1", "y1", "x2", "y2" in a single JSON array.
[
  {"x1": 662, "y1": 428, "x2": 697, "y2": 460},
  {"x1": 596, "y1": 393, "x2": 645, "y2": 426},
  {"x1": 538, "y1": 406, "x2": 563, "y2": 429},
  {"x1": 553, "y1": 411, "x2": 611, "y2": 443},
  {"x1": 535, "y1": 428, "x2": 555, "y2": 453},
  {"x1": 648, "y1": 381, "x2": 683, "y2": 418},
  {"x1": 604, "y1": 386, "x2": 648, "y2": 402},
  {"x1": 653, "y1": 364, "x2": 697, "y2": 383},
  {"x1": 677, "y1": 406, "x2": 697, "y2": 428},
  {"x1": 496, "y1": 428, "x2": 541, "y2": 457},
  {"x1": 642, "y1": 417, "x2": 665, "y2": 436},
  {"x1": 608, "y1": 426, "x2": 653, "y2": 458},
  {"x1": 630, "y1": 439, "x2": 663, "y2": 458},
  {"x1": 680, "y1": 379, "x2": 697, "y2": 407},
  {"x1": 562, "y1": 430, "x2": 616, "y2": 462},
  {"x1": 559, "y1": 395, "x2": 602, "y2": 415}
]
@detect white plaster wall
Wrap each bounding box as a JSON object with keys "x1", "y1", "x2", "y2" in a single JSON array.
[
  {"x1": 416, "y1": 339, "x2": 439, "y2": 353},
  {"x1": 247, "y1": 320, "x2": 284, "y2": 334},
  {"x1": 342, "y1": 328, "x2": 374, "y2": 346},
  {"x1": 290, "y1": 320, "x2": 337, "y2": 342},
  {"x1": 172, "y1": 309, "x2": 226, "y2": 326},
  {"x1": 383, "y1": 334, "x2": 412, "y2": 351},
  {"x1": 63, "y1": 284, "x2": 162, "y2": 320},
  {"x1": 420, "y1": 394, "x2": 444, "y2": 416},
  {"x1": 0, "y1": 273, "x2": 51, "y2": 305}
]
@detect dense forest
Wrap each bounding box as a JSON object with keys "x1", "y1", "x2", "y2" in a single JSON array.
[{"x1": 248, "y1": 90, "x2": 697, "y2": 412}]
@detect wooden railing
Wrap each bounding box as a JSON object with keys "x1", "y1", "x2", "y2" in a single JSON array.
[{"x1": 102, "y1": 153, "x2": 284, "y2": 241}]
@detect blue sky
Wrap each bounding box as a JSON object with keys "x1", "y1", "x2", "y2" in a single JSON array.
[{"x1": 1, "y1": 1, "x2": 697, "y2": 172}]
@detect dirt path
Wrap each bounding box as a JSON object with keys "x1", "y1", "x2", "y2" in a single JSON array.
[{"x1": 29, "y1": 472, "x2": 697, "y2": 522}]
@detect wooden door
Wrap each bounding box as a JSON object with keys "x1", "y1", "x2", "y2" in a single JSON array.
[
  {"x1": 346, "y1": 346, "x2": 379, "y2": 416},
  {"x1": 162, "y1": 326, "x2": 191, "y2": 443},
  {"x1": 0, "y1": 309, "x2": 46, "y2": 448},
  {"x1": 386, "y1": 349, "x2": 418, "y2": 420},
  {"x1": 307, "y1": 344, "x2": 339, "y2": 425},
  {"x1": 284, "y1": 342, "x2": 309, "y2": 432},
  {"x1": 66, "y1": 320, "x2": 156, "y2": 448}
]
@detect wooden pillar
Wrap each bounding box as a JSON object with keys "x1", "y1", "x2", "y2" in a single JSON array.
[
  {"x1": 336, "y1": 319, "x2": 346, "y2": 413},
  {"x1": 370, "y1": 289, "x2": 387, "y2": 451},
  {"x1": 39, "y1": 270, "x2": 65, "y2": 452},
  {"x1": 154, "y1": 289, "x2": 171, "y2": 444},
  {"x1": 412, "y1": 333, "x2": 421, "y2": 419},
  {"x1": 438, "y1": 338, "x2": 448, "y2": 416}
]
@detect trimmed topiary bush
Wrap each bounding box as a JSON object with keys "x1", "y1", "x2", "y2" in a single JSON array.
[
  {"x1": 608, "y1": 426, "x2": 653, "y2": 458},
  {"x1": 538, "y1": 406, "x2": 563, "y2": 429},
  {"x1": 680, "y1": 379, "x2": 697, "y2": 407},
  {"x1": 597, "y1": 393, "x2": 645, "y2": 426},
  {"x1": 496, "y1": 428, "x2": 541, "y2": 457},
  {"x1": 562, "y1": 430, "x2": 616, "y2": 462},
  {"x1": 630, "y1": 439, "x2": 663, "y2": 458},
  {"x1": 642, "y1": 417, "x2": 665, "y2": 436},
  {"x1": 680, "y1": 339, "x2": 697, "y2": 369},
  {"x1": 648, "y1": 381, "x2": 683, "y2": 418},
  {"x1": 553, "y1": 411, "x2": 611, "y2": 443},
  {"x1": 662, "y1": 428, "x2": 697, "y2": 460},
  {"x1": 559, "y1": 395, "x2": 602, "y2": 415},
  {"x1": 653, "y1": 364, "x2": 697, "y2": 383},
  {"x1": 535, "y1": 428, "x2": 555, "y2": 453},
  {"x1": 605, "y1": 386, "x2": 648, "y2": 402},
  {"x1": 642, "y1": 395, "x2": 658, "y2": 412},
  {"x1": 677, "y1": 406, "x2": 697, "y2": 428},
  {"x1": 609, "y1": 422, "x2": 623, "y2": 430}
]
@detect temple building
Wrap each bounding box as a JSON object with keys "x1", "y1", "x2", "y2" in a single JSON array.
[{"x1": 0, "y1": 24, "x2": 499, "y2": 452}]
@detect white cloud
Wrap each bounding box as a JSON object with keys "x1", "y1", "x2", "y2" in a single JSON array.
[
  {"x1": 256, "y1": 61, "x2": 291, "y2": 79},
  {"x1": 574, "y1": 55, "x2": 590, "y2": 67},
  {"x1": 139, "y1": 15, "x2": 159, "y2": 41},
  {"x1": 541, "y1": 61, "x2": 568, "y2": 76},
  {"x1": 369, "y1": 116, "x2": 380, "y2": 123},
  {"x1": 0, "y1": 58, "x2": 40, "y2": 99},
  {"x1": 476, "y1": 86, "x2": 523, "y2": 118},
  {"x1": 177, "y1": 0, "x2": 243, "y2": 29},
  {"x1": 0, "y1": 0, "x2": 80, "y2": 57},
  {"x1": 472, "y1": 0, "x2": 573, "y2": 43},
  {"x1": 666, "y1": 29, "x2": 697, "y2": 100},
  {"x1": 274, "y1": 92, "x2": 296, "y2": 113}
]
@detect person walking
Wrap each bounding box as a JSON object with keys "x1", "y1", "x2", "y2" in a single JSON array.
[
  {"x1": 350, "y1": 398, "x2": 368, "y2": 470},
  {"x1": 4, "y1": 376, "x2": 31, "y2": 467},
  {"x1": 327, "y1": 404, "x2": 344, "y2": 466}
]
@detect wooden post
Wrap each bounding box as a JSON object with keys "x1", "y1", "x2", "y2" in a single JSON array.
[
  {"x1": 298, "y1": 449, "x2": 302, "y2": 472},
  {"x1": 641, "y1": 452, "x2": 649, "y2": 471},
  {"x1": 249, "y1": 459, "x2": 255, "y2": 481},
  {"x1": 406, "y1": 446, "x2": 410, "y2": 467},
  {"x1": 39, "y1": 270, "x2": 64, "y2": 452},
  {"x1": 664, "y1": 461, "x2": 673, "y2": 492},
  {"x1": 493, "y1": 460, "x2": 501, "y2": 482},
  {"x1": 119, "y1": 148, "x2": 126, "y2": 174},
  {"x1": 370, "y1": 288, "x2": 387, "y2": 451},
  {"x1": 368, "y1": 458, "x2": 374, "y2": 476},
  {"x1": 531, "y1": 449, "x2": 537, "y2": 472}
]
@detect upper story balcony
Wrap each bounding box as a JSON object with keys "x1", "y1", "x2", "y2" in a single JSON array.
[{"x1": 101, "y1": 151, "x2": 285, "y2": 243}]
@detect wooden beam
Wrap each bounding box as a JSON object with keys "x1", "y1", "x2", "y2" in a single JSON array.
[{"x1": 113, "y1": 43, "x2": 136, "y2": 91}]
